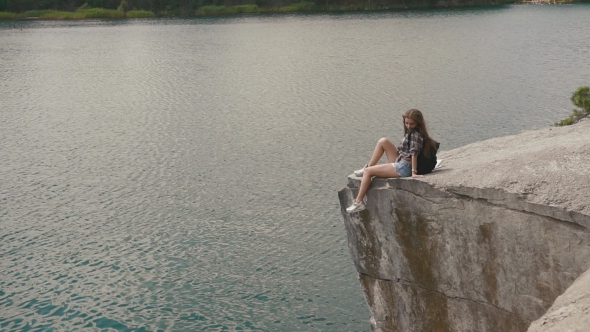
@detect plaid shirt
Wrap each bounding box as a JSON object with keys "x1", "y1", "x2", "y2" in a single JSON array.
[{"x1": 396, "y1": 130, "x2": 423, "y2": 164}]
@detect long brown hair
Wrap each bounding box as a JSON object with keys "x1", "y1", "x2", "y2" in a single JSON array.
[{"x1": 402, "y1": 109, "x2": 437, "y2": 157}]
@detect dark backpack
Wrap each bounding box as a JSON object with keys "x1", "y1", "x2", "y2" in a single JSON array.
[{"x1": 407, "y1": 131, "x2": 439, "y2": 175}]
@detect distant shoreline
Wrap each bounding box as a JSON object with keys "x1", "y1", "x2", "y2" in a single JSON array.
[{"x1": 1, "y1": 1, "x2": 587, "y2": 21}]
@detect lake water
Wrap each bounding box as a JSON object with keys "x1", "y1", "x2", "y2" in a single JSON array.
[{"x1": 1, "y1": 4, "x2": 589, "y2": 331}]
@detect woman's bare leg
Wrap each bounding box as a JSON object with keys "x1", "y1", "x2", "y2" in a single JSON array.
[
  {"x1": 368, "y1": 137, "x2": 400, "y2": 166},
  {"x1": 355, "y1": 164, "x2": 399, "y2": 203}
]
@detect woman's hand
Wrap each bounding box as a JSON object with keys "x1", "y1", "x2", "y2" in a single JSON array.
[{"x1": 411, "y1": 173, "x2": 424, "y2": 178}]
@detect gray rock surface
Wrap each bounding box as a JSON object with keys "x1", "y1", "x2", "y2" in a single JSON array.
[
  {"x1": 338, "y1": 119, "x2": 590, "y2": 331},
  {"x1": 527, "y1": 267, "x2": 590, "y2": 332}
]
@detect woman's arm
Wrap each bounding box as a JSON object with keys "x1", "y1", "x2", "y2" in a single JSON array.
[{"x1": 411, "y1": 155, "x2": 424, "y2": 178}]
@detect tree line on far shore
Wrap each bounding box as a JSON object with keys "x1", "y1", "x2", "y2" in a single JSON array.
[
  {"x1": 1, "y1": 0, "x2": 588, "y2": 18},
  {"x1": 0, "y1": 0, "x2": 519, "y2": 16}
]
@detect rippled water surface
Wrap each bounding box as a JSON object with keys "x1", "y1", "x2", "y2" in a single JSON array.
[{"x1": 2, "y1": 4, "x2": 590, "y2": 331}]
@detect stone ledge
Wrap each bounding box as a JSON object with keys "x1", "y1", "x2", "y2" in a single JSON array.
[
  {"x1": 346, "y1": 118, "x2": 590, "y2": 228},
  {"x1": 347, "y1": 175, "x2": 590, "y2": 230}
]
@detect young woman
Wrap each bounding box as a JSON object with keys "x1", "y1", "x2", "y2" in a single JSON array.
[{"x1": 346, "y1": 109, "x2": 436, "y2": 213}]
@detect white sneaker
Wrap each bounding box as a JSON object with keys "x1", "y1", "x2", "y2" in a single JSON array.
[
  {"x1": 346, "y1": 200, "x2": 366, "y2": 213},
  {"x1": 354, "y1": 164, "x2": 368, "y2": 177}
]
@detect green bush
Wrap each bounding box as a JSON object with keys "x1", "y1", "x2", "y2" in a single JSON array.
[
  {"x1": 571, "y1": 86, "x2": 590, "y2": 113},
  {"x1": 117, "y1": 0, "x2": 128, "y2": 12},
  {"x1": 555, "y1": 86, "x2": 590, "y2": 126},
  {"x1": 0, "y1": 11, "x2": 23, "y2": 19},
  {"x1": 88, "y1": 8, "x2": 125, "y2": 18},
  {"x1": 19, "y1": 9, "x2": 125, "y2": 19},
  {"x1": 126, "y1": 10, "x2": 155, "y2": 18},
  {"x1": 233, "y1": 4, "x2": 259, "y2": 13},
  {"x1": 37, "y1": 11, "x2": 86, "y2": 19}
]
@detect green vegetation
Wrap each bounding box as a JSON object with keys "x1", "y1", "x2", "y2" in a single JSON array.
[
  {"x1": 0, "y1": 0, "x2": 469, "y2": 21},
  {"x1": 195, "y1": 2, "x2": 371, "y2": 16},
  {"x1": 117, "y1": 0, "x2": 127, "y2": 12},
  {"x1": 1, "y1": 7, "x2": 142, "y2": 19},
  {"x1": 0, "y1": 11, "x2": 23, "y2": 18},
  {"x1": 37, "y1": 11, "x2": 86, "y2": 19},
  {"x1": 233, "y1": 4, "x2": 259, "y2": 13},
  {"x1": 12, "y1": 9, "x2": 125, "y2": 19},
  {"x1": 269, "y1": 2, "x2": 380, "y2": 13},
  {"x1": 1, "y1": 2, "x2": 321, "y2": 20},
  {"x1": 126, "y1": 10, "x2": 155, "y2": 18},
  {"x1": 572, "y1": 86, "x2": 590, "y2": 111},
  {"x1": 83, "y1": 8, "x2": 125, "y2": 18},
  {"x1": 198, "y1": 4, "x2": 259, "y2": 15},
  {"x1": 1, "y1": 0, "x2": 586, "y2": 20},
  {"x1": 555, "y1": 86, "x2": 590, "y2": 126},
  {"x1": 195, "y1": 3, "x2": 325, "y2": 15},
  {"x1": 198, "y1": 5, "x2": 228, "y2": 15}
]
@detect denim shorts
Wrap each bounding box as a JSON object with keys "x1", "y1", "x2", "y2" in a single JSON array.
[{"x1": 392, "y1": 160, "x2": 412, "y2": 177}]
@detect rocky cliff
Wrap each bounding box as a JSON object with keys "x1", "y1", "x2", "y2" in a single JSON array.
[
  {"x1": 338, "y1": 119, "x2": 590, "y2": 331},
  {"x1": 527, "y1": 267, "x2": 590, "y2": 332}
]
